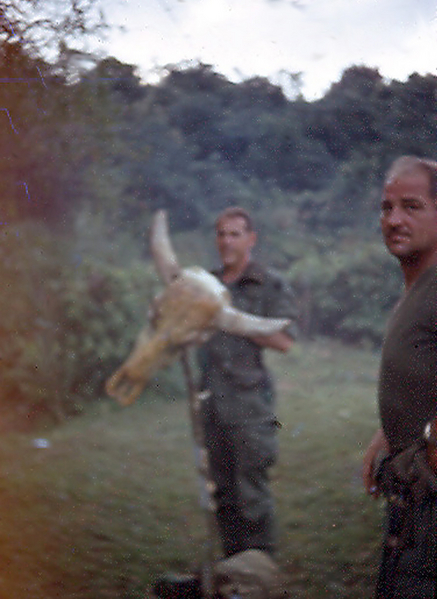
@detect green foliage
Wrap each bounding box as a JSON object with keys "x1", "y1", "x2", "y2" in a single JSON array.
[
  {"x1": 57, "y1": 257, "x2": 154, "y2": 405},
  {"x1": 0, "y1": 44, "x2": 121, "y2": 224},
  {"x1": 3, "y1": 49, "x2": 437, "y2": 232},
  {"x1": 288, "y1": 239, "x2": 402, "y2": 344},
  {"x1": 0, "y1": 222, "x2": 64, "y2": 419},
  {"x1": 0, "y1": 218, "x2": 159, "y2": 423}
]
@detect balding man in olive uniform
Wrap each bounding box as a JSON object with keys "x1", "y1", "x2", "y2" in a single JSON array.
[{"x1": 363, "y1": 156, "x2": 437, "y2": 598}]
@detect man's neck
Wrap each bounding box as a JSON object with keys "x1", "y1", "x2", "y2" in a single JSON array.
[
  {"x1": 401, "y1": 252, "x2": 437, "y2": 290},
  {"x1": 221, "y1": 259, "x2": 250, "y2": 285}
]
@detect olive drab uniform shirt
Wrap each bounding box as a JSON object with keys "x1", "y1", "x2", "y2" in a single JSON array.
[
  {"x1": 198, "y1": 261, "x2": 297, "y2": 425},
  {"x1": 379, "y1": 264, "x2": 437, "y2": 453},
  {"x1": 376, "y1": 267, "x2": 437, "y2": 599}
]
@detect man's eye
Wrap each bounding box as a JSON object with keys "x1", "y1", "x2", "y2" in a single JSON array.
[{"x1": 404, "y1": 202, "x2": 420, "y2": 211}]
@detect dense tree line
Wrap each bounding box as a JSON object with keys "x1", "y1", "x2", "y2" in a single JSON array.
[
  {"x1": 3, "y1": 50, "x2": 437, "y2": 231},
  {"x1": 1, "y1": 39, "x2": 435, "y2": 421}
]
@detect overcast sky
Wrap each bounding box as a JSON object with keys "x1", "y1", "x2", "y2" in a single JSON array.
[{"x1": 95, "y1": 0, "x2": 437, "y2": 99}]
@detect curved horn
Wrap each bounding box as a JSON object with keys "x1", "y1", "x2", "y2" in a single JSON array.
[
  {"x1": 150, "y1": 210, "x2": 181, "y2": 284},
  {"x1": 217, "y1": 306, "x2": 290, "y2": 336}
]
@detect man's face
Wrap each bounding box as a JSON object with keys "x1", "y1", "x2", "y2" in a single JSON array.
[
  {"x1": 216, "y1": 216, "x2": 256, "y2": 270},
  {"x1": 381, "y1": 168, "x2": 437, "y2": 263}
]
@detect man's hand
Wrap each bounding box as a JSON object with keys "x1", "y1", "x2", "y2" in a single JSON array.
[{"x1": 362, "y1": 427, "x2": 389, "y2": 498}]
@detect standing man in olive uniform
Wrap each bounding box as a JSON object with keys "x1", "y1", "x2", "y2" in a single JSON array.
[
  {"x1": 198, "y1": 206, "x2": 297, "y2": 559},
  {"x1": 363, "y1": 156, "x2": 437, "y2": 598}
]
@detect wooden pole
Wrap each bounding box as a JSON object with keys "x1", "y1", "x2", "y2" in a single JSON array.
[{"x1": 180, "y1": 350, "x2": 217, "y2": 599}]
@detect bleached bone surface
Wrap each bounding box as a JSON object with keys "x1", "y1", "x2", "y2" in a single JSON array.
[{"x1": 106, "y1": 211, "x2": 290, "y2": 406}]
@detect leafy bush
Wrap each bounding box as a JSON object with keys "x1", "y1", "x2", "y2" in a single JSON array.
[
  {"x1": 288, "y1": 240, "x2": 402, "y2": 345},
  {"x1": 0, "y1": 221, "x2": 159, "y2": 424}
]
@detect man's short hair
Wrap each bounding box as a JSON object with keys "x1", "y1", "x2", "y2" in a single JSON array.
[
  {"x1": 215, "y1": 206, "x2": 254, "y2": 232},
  {"x1": 386, "y1": 155, "x2": 437, "y2": 202}
]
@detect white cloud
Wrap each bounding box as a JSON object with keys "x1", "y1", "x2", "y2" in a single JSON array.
[{"x1": 99, "y1": 0, "x2": 437, "y2": 99}]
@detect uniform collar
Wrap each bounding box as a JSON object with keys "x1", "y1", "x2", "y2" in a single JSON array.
[{"x1": 212, "y1": 261, "x2": 265, "y2": 285}]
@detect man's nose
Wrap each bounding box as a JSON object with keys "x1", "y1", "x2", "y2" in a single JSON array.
[{"x1": 384, "y1": 206, "x2": 404, "y2": 226}]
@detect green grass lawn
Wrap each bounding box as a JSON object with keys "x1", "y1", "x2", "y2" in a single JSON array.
[{"x1": 0, "y1": 340, "x2": 384, "y2": 598}]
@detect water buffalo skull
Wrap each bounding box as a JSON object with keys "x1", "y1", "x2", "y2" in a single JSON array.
[{"x1": 105, "y1": 210, "x2": 290, "y2": 406}]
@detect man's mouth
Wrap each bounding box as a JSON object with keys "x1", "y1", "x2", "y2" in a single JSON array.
[
  {"x1": 386, "y1": 231, "x2": 410, "y2": 243},
  {"x1": 220, "y1": 249, "x2": 235, "y2": 262}
]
